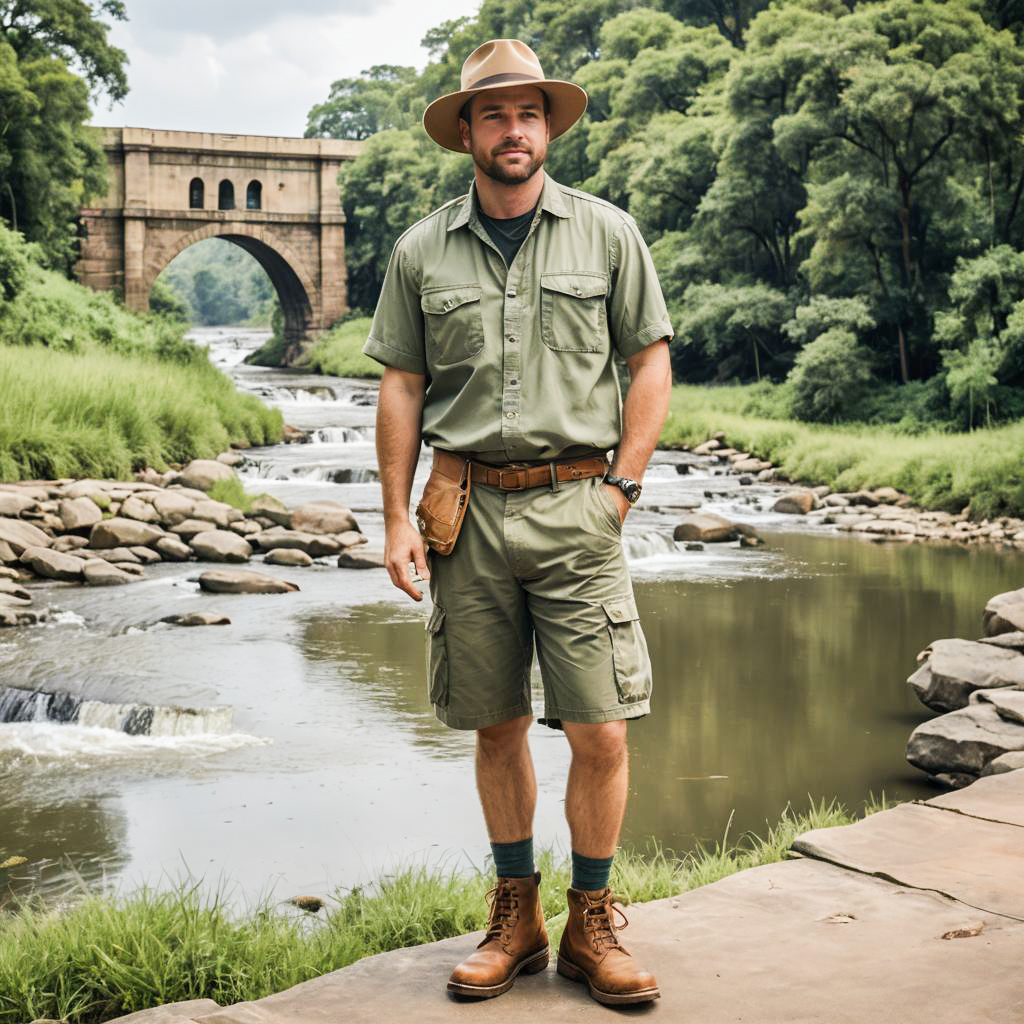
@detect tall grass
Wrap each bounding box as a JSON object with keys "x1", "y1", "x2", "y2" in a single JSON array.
[
  {"x1": 0, "y1": 795, "x2": 886, "y2": 1024},
  {"x1": 301, "y1": 316, "x2": 381, "y2": 378},
  {"x1": 663, "y1": 385, "x2": 1024, "y2": 518}
]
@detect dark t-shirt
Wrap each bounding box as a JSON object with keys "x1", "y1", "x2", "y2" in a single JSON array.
[{"x1": 478, "y1": 203, "x2": 538, "y2": 268}]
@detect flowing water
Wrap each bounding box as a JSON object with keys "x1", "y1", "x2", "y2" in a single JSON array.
[{"x1": 1, "y1": 326, "x2": 1020, "y2": 906}]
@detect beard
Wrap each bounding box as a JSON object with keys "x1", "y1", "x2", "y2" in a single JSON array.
[{"x1": 473, "y1": 141, "x2": 546, "y2": 186}]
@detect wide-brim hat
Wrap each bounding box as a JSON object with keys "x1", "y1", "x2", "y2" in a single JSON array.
[{"x1": 423, "y1": 38, "x2": 588, "y2": 153}]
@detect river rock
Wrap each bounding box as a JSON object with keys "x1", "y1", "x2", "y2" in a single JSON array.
[
  {"x1": 773, "y1": 490, "x2": 815, "y2": 515},
  {"x1": 906, "y1": 701, "x2": 1024, "y2": 780},
  {"x1": 872, "y1": 486, "x2": 903, "y2": 503},
  {"x1": 972, "y1": 688, "x2": 1024, "y2": 725},
  {"x1": 250, "y1": 495, "x2": 292, "y2": 528},
  {"x1": 63, "y1": 479, "x2": 111, "y2": 501},
  {"x1": 189, "y1": 530, "x2": 253, "y2": 563},
  {"x1": 337, "y1": 530, "x2": 368, "y2": 548},
  {"x1": 114, "y1": 562, "x2": 145, "y2": 576},
  {"x1": 692, "y1": 439, "x2": 721, "y2": 456},
  {"x1": 155, "y1": 536, "x2": 192, "y2": 561},
  {"x1": 983, "y1": 588, "x2": 1024, "y2": 636},
  {"x1": 229, "y1": 520, "x2": 263, "y2": 537},
  {"x1": 197, "y1": 569, "x2": 299, "y2": 594},
  {"x1": 119, "y1": 495, "x2": 160, "y2": 523},
  {"x1": 0, "y1": 492, "x2": 36, "y2": 517},
  {"x1": 189, "y1": 499, "x2": 239, "y2": 529},
  {"x1": 161, "y1": 612, "x2": 231, "y2": 626},
  {"x1": 0, "y1": 517, "x2": 53, "y2": 556},
  {"x1": 52, "y1": 534, "x2": 90, "y2": 552},
  {"x1": 151, "y1": 490, "x2": 196, "y2": 526},
  {"x1": 130, "y1": 545, "x2": 163, "y2": 564},
  {"x1": 19, "y1": 545, "x2": 85, "y2": 582},
  {"x1": 0, "y1": 599, "x2": 47, "y2": 627},
  {"x1": 979, "y1": 631, "x2": 1024, "y2": 652},
  {"x1": 82, "y1": 560, "x2": 139, "y2": 586},
  {"x1": 907, "y1": 638, "x2": 1024, "y2": 712},
  {"x1": 337, "y1": 548, "x2": 386, "y2": 569},
  {"x1": 84, "y1": 546, "x2": 142, "y2": 564},
  {"x1": 0, "y1": 578, "x2": 31, "y2": 601},
  {"x1": 171, "y1": 518, "x2": 221, "y2": 540},
  {"x1": 265, "y1": 547, "x2": 313, "y2": 567},
  {"x1": 291, "y1": 500, "x2": 358, "y2": 536},
  {"x1": 672, "y1": 514, "x2": 737, "y2": 544},
  {"x1": 0, "y1": 540, "x2": 16, "y2": 563},
  {"x1": 252, "y1": 527, "x2": 341, "y2": 557},
  {"x1": 982, "y1": 751, "x2": 1024, "y2": 775},
  {"x1": 216, "y1": 451, "x2": 246, "y2": 467},
  {"x1": 90, "y1": 517, "x2": 163, "y2": 549},
  {"x1": 178, "y1": 459, "x2": 238, "y2": 492}
]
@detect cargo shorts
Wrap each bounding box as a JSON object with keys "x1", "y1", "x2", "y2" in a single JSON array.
[{"x1": 425, "y1": 473, "x2": 653, "y2": 730}]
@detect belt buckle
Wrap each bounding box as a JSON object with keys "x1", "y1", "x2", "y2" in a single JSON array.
[{"x1": 498, "y1": 466, "x2": 528, "y2": 491}]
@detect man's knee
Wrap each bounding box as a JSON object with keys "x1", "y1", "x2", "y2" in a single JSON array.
[
  {"x1": 564, "y1": 720, "x2": 628, "y2": 766},
  {"x1": 477, "y1": 714, "x2": 532, "y2": 753}
]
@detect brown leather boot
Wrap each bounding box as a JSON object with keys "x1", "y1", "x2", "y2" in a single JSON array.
[
  {"x1": 557, "y1": 886, "x2": 660, "y2": 1005},
  {"x1": 447, "y1": 872, "x2": 549, "y2": 998}
]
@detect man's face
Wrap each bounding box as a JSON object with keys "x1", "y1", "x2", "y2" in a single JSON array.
[{"x1": 459, "y1": 85, "x2": 549, "y2": 186}]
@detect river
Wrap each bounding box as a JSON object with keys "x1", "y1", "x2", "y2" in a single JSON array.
[{"x1": 1, "y1": 326, "x2": 1019, "y2": 907}]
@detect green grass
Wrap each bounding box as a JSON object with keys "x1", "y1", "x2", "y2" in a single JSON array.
[
  {"x1": 662, "y1": 384, "x2": 1024, "y2": 518},
  {"x1": 300, "y1": 317, "x2": 381, "y2": 378},
  {"x1": 207, "y1": 476, "x2": 271, "y2": 514},
  {"x1": 0, "y1": 794, "x2": 887, "y2": 1024}
]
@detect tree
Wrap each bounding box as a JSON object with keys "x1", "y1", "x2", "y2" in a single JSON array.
[
  {"x1": 788, "y1": 328, "x2": 874, "y2": 422},
  {"x1": 661, "y1": 0, "x2": 774, "y2": 48},
  {"x1": 305, "y1": 65, "x2": 418, "y2": 140}
]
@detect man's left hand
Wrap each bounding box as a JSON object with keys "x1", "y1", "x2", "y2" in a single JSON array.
[{"x1": 603, "y1": 482, "x2": 630, "y2": 525}]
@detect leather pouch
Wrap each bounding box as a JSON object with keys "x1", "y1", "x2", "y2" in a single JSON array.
[{"x1": 415, "y1": 450, "x2": 471, "y2": 556}]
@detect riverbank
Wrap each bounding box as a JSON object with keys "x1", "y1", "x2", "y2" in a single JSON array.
[{"x1": 0, "y1": 797, "x2": 877, "y2": 1024}]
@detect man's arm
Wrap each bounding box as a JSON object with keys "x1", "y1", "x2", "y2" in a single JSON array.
[
  {"x1": 604, "y1": 339, "x2": 672, "y2": 522},
  {"x1": 377, "y1": 366, "x2": 429, "y2": 600}
]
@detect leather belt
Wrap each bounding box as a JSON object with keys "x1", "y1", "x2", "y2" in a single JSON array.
[{"x1": 469, "y1": 455, "x2": 609, "y2": 492}]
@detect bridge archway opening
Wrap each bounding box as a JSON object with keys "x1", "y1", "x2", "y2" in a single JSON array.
[{"x1": 218, "y1": 180, "x2": 235, "y2": 211}]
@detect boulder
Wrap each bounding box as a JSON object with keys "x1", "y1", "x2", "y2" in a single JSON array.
[
  {"x1": 197, "y1": 569, "x2": 299, "y2": 594},
  {"x1": 672, "y1": 513, "x2": 738, "y2": 544},
  {"x1": 773, "y1": 490, "x2": 815, "y2": 515},
  {"x1": 19, "y1": 545, "x2": 85, "y2": 582},
  {"x1": 171, "y1": 518, "x2": 222, "y2": 540},
  {"x1": 0, "y1": 492, "x2": 36, "y2": 517},
  {"x1": 907, "y1": 638, "x2": 1024, "y2": 711},
  {"x1": 972, "y1": 687, "x2": 1024, "y2": 726},
  {"x1": 193, "y1": 499, "x2": 243, "y2": 527},
  {"x1": 265, "y1": 548, "x2": 313, "y2": 567},
  {"x1": 89, "y1": 517, "x2": 163, "y2": 549},
  {"x1": 692, "y1": 439, "x2": 721, "y2": 456},
  {"x1": 0, "y1": 540, "x2": 16, "y2": 563},
  {"x1": 151, "y1": 490, "x2": 196, "y2": 527},
  {"x1": 907, "y1": 701, "x2": 1024, "y2": 779},
  {"x1": 160, "y1": 612, "x2": 231, "y2": 626},
  {"x1": 82, "y1": 560, "x2": 140, "y2": 586},
  {"x1": 229, "y1": 520, "x2": 263, "y2": 537},
  {"x1": 0, "y1": 600, "x2": 47, "y2": 627},
  {"x1": 119, "y1": 495, "x2": 160, "y2": 523},
  {"x1": 63, "y1": 479, "x2": 111, "y2": 501},
  {"x1": 84, "y1": 546, "x2": 142, "y2": 564},
  {"x1": 130, "y1": 545, "x2": 163, "y2": 564},
  {"x1": 979, "y1": 631, "x2": 1024, "y2": 652},
  {"x1": 337, "y1": 530, "x2": 368, "y2": 549},
  {"x1": 178, "y1": 459, "x2": 238, "y2": 492},
  {"x1": 844, "y1": 491, "x2": 879, "y2": 507},
  {"x1": 52, "y1": 535, "x2": 90, "y2": 553},
  {"x1": 216, "y1": 451, "x2": 246, "y2": 467},
  {"x1": 291, "y1": 500, "x2": 359, "y2": 536},
  {"x1": 250, "y1": 495, "x2": 292, "y2": 527},
  {"x1": 189, "y1": 530, "x2": 253, "y2": 563},
  {"x1": 982, "y1": 751, "x2": 1024, "y2": 775},
  {"x1": 155, "y1": 536, "x2": 192, "y2": 561},
  {"x1": 984, "y1": 588, "x2": 1024, "y2": 636},
  {"x1": 337, "y1": 548, "x2": 387, "y2": 569},
  {"x1": 872, "y1": 486, "x2": 903, "y2": 503},
  {"x1": 252, "y1": 527, "x2": 341, "y2": 557},
  {"x1": 0, "y1": 517, "x2": 52, "y2": 556},
  {"x1": 114, "y1": 562, "x2": 145, "y2": 577},
  {"x1": 0, "y1": 578, "x2": 31, "y2": 601}
]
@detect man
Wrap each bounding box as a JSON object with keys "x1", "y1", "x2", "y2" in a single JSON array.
[{"x1": 363, "y1": 38, "x2": 673, "y2": 1007}]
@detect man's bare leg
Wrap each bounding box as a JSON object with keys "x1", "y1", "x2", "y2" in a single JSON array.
[
  {"x1": 562, "y1": 720, "x2": 629, "y2": 857},
  {"x1": 476, "y1": 714, "x2": 536, "y2": 841}
]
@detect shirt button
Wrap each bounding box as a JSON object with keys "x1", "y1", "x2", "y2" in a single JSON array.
[
  {"x1": 505, "y1": 411, "x2": 516, "y2": 419},
  {"x1": 507, "y1": 288, "x2": 517, "y2": 297},
  {"x1": 574, "y1": 287, "x2": 582, "y2": 295},
  {"x1": 508, "y1": 336, "x2": 517, "y2": 343}
]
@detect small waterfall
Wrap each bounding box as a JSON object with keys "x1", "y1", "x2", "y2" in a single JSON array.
[
  {"x1": 244, "y1": 461, "x2": 379, "y2": 483},
  {"x1": 311, "y1": 426, "x2": 369, "y2": 444},
  {"x1": 0, "y1": 686, "x2": 233, "y2": 736},
  {"x1": 256, "y1": 384, "x2": 340, "y2": 404},
  {"x1": 623, "y1": 531, "x2": 680, "y2": 561}
]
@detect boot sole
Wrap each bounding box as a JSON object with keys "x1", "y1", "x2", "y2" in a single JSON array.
[
  {"x1": 557, "y1": 954, "x2": 661, "y2": 1005},
  {"x1": 447, "y1": 946, "x2": 550, "y2": 999}
]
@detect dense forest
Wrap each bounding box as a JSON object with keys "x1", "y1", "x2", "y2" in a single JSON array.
[{"x1": 306, "y1": 0, "x2": 1024, "y2": 430}]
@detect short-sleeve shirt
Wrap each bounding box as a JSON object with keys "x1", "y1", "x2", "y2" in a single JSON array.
[{"x1": 363, "y1": 172, "x2": 673, "y2": 462}]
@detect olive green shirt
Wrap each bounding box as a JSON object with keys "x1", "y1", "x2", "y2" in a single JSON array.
[{"x1": 363, "y1": 172, "x2": 673, "y2": 462}]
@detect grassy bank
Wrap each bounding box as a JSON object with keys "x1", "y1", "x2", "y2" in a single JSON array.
[
  {"x1": 663, "y1": 385, "x2": 1024, "y2": 519},
  {"x1": 300, "y1": 316, "x2": 380, "y2": 378},
  {"x1": 0, "y1": 795, "x2": 884, "y2": 1024},
  {"x1": 0, "y1": 242, "x2": 282, "y2": 481}
]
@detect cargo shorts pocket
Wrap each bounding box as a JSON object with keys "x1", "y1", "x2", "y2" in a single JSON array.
[
  {"x1": 540, "y1": 272, "x2": 608, "y2": 352},
  {"x1": 421, "y1": 285, "x2": 484, "y2": 365},
  {"x1": 426, "y1": 603, "x2": 450, "y2": 707},
  {"x1": 601, "y1": 595, "x2": 652, "y2": 704}
]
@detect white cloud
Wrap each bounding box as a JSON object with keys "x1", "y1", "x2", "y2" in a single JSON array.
[{"x1": 100, "y1": 0, "x2": 478, "y2": 136}]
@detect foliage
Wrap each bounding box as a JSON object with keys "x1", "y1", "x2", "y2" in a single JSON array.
[
  {"x1": 0, "y1": 796, "x2": 881, "y2": 1024},
  {"x1": 788, "y1": 328, "x2": 874, "y2": 423},
  {"x1": 300, "y1": 316, "x2": 381, "y2": 378},
  {"x1": 147, "y1": 276, "x2": 189, "y2": 323},
  {"x1": 207, "y1": 476, "x2": 267, "y2": 514}
]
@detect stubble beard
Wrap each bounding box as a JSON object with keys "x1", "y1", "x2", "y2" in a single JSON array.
[{"x1": 473, "y1": 141, "x2": 546, "y2": 187}]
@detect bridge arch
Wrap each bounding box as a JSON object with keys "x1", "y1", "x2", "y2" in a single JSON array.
[{"x1": 145, "y1": 223, "x2": 319, "y2": 346}]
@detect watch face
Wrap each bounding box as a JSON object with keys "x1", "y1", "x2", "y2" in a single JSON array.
[{"x1": 624, "y1": 480, "x2": 642, "y2": 504}]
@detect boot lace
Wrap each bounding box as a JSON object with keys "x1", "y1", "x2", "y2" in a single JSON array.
[
  {"x1": 482, "y1": 878, "x2": 519, "y2": 947},
  {"x1": 582, "y1": 892, "x2": 629, "y2": 954}
]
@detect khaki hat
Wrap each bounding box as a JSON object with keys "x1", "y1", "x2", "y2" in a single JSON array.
[{"x1": 423, "y1": 39, "x2": 588, "y2": 153}]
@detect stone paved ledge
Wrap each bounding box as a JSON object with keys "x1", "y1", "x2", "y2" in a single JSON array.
[{"x1": 108, "y1": 772, "x2": 1024, "y2": 1024}]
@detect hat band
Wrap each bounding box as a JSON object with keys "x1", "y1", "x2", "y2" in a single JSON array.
[{"x1": 468, "y1": 71, "x2": 542, "y2": 90}]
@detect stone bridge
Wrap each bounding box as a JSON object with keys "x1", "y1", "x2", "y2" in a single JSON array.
[{"x1": 74, "y1": 127, "x2": 363, "y2": 353}]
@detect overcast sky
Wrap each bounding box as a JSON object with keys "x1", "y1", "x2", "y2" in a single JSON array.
[{"x1": 98, "y1": 0, "x2": 478, "y2": 137}]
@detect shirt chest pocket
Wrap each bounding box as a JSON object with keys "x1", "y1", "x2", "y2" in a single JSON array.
[
  {"x1": 421, "y1": 285, "x2": 485, "y2": 366},
  {"x1": 540, "y1": 272, "x2": 608, "y2": 353}
]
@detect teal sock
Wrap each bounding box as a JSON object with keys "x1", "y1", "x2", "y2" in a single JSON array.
[
  {"x1": 491, "y1": 837, "x2": 535, "y2": 878},
  {"x1": 572, "y1": 850, "x2": 613, "y2": 891}
]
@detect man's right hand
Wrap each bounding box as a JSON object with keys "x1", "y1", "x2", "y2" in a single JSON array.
[{"x1": 384, "y1": 519, "x2": 430, "y2": 601}]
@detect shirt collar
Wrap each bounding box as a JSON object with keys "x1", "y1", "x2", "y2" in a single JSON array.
[{"x1": 447, "y1": 171, "x2": 572, "y2": 233}]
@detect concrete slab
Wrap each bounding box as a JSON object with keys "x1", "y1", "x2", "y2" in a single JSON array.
[
  {"x1": 174, "y1": 858, "x2": 1024, "y2": 1024},
  {"x1": 923, "y1": 764, "x2": 1024, "y2": 826},
  {"x1": 792, "y1": 802, "x2": 1024, "y2": 918}
]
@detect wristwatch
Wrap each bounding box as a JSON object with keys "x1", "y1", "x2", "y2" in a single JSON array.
[{"x1": 605, "y1": 473, "x2": 642, "y2": 505}]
